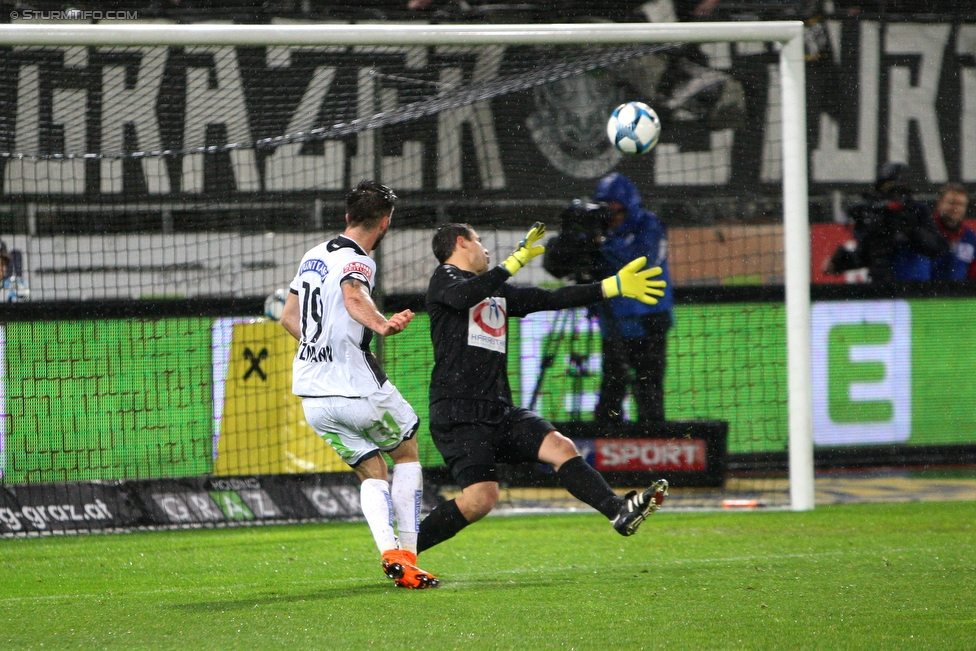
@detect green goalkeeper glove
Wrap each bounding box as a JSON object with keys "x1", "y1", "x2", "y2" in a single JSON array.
[
  {"x1": 601, "y1": 257, "x2": 667, "y2": 305},
  {"x1": 501, "y1": 222, "x2": 546, "y2": 276}
]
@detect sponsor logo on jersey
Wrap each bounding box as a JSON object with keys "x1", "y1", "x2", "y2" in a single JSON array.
[
  {"x1": 468, "y1": 297, "x2": 507, "y2": 353},
  {"x1": 299, "y1": 258, "x2": 329, "y2": 280},
  {"x1": 342, "y1": 261, "x2": 373, "y2": 283}
]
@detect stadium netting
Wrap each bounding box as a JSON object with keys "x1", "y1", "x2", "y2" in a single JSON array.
[{"x1": 0, "y1": 23, "x2": 814, "y2": 532}]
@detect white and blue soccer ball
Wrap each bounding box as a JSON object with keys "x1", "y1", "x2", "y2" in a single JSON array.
[
  {"x1": 264, "y1": 287, "x2": 287, "y2": 321},
  {"x1": 607, "y1": 101, "x2": 661, "y2": 155}
]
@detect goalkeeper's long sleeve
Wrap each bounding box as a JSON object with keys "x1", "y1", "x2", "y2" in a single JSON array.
[
  {"x1": 427, "y1": 264, "x2": 601, "y2": 406},
  {"x1": 431, "y1": 265, "x2": 512, "y2": 311}
]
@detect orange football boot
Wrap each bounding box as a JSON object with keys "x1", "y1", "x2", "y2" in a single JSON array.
[{"x1": 381, "y1": 549, "x2": 440, "y2": 589}]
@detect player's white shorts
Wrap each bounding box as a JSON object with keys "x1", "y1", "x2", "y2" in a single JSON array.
[{"x1": 302, "y1": 383, "x2": 419, "y2": 467}]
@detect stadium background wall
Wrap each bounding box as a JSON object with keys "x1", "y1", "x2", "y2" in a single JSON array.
[
  {"x1": 0, "y1": 18, "x2": 976, "y2": 244},
  {"x1": 2, "y1": 292, "x2": 975, "y2": 486},
  {"x1": 1, "y1": 16, "x2": 975, "y2": 513}
]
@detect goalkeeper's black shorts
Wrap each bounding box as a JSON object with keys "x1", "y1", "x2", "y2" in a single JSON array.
[{"x1": 429, "y1": 399, "x2": 555, "y2": 489}]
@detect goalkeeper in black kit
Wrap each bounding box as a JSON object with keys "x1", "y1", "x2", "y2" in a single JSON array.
[{"x1": 417, "y1": 221, "x2": 670, "y2": 555}]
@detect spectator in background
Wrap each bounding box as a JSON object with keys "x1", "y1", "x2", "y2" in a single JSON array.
[
  {"x1": 931, "y1": 183, "x2": 976, "y2": 281},
  {"x1": 591, "y1": 173, "x2": 674, "y2": 424},
  {"x1": 0, "y1": 246, "x2": 10, "y2": 301},
  {"x1": 0, "y1": 241, "x2": 28, "y2": 302},
  {"x1": 680, "y1": 0, "x2": 720, "y2": 19},
  {"x1": 825, "y1": 163, "x2": 947, "y2": 283}
]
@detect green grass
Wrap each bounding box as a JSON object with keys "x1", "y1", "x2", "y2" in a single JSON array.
[{"x1": 1, "y1": 501, "x2": 974, "y2": 650}]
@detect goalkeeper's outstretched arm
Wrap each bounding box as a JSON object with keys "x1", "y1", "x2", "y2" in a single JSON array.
[
  {"x1": 433, "y1": 223, "x2": 666, "y2": 316},
  {"x1": 505, "y1": 257, "x2": 667, "y2": 317},
  {"x1": 431, "y1": 222, "x2": 547, "y2": 311}
]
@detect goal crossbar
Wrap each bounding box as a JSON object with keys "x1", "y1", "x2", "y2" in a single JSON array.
[{"x1": 0, "y1": 22, "x2": 804, "y2": 47}]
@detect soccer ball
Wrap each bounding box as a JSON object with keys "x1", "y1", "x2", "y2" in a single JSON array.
[
  {"x1": 607, "y1": 101, "x2": 661, "y2": 155},
  {"x1": 264, "y1": 288, "x2": 287, "y2": 321}
]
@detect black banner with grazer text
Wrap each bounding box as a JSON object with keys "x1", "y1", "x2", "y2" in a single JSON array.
[{"x1": 1, "y1": 19, "x2": 973, "y2": 205}]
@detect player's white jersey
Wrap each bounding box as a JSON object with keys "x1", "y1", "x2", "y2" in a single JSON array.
[{"x1": 289, "y1": 235, "x2": 389, "y2": 398}]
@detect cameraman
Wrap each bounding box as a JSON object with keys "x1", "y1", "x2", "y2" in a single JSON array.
[
  {"x1": 591, "y1": 173, "x2": 674, "y2": 424},
  {"x1": 826, "y1": 163, "x2": 946, "y2": 282}
]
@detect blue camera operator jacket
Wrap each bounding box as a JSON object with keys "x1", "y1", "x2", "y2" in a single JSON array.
[{"x1": 592, "y1": 173, "x2": 674, "y2": 339}]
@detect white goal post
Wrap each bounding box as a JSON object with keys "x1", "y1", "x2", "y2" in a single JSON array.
[{"x1": 0, "y1": 21, "x2": 814, "y2": 511}]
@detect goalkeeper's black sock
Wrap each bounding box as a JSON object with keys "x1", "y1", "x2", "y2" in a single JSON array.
[
  {"x1": 556, "y1": 456, "x2": 623, "y2": 519},
  {"x1": 417, "y1": 499, "x2": 469, "y2": 553}
]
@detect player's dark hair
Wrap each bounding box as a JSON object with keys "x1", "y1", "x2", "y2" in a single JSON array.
[
  {"x1": 346, "y1": 180, "x2": 397, "y2": 228},
  {"x1": 940, "y1": 182, "x2": 968, "y2": 198},
  {"x1": 432, "y1": 223, "x2": 475, "y2": 264}
]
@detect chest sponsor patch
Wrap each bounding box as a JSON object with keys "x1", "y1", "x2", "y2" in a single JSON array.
[
  {"x1": 468, "y1": 297, "x2": 507, "y2": 353},
  {"x1": 341, "y1": 261, "x2": 373, "y2": 283}
]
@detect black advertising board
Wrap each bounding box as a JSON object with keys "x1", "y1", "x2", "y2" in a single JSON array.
[
  {"x1": 0, "y1": 481, "x2": 145, "y2": 534},
  {"x1": 0, "y1": 472, "x2": 441, "y2": 537}
]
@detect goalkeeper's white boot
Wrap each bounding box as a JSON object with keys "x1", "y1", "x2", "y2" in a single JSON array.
[{"x1": 611, "y1": 480, "x2": 668, "y2": 536}]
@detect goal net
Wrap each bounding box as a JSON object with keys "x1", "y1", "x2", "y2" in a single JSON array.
[{"x1": 0, "y1": 22, "x2": 811, "y2": 534}]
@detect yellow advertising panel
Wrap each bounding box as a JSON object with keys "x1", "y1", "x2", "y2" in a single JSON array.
[{"x1": 214, "y1": 320, "x2": 346, "y2": 475}]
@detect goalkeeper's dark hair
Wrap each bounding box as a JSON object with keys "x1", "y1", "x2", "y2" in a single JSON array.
[
  {"x1": 346, "y1": 180, "x2": 397, "y2": 228},
  {"x1": 432, "y1": 223, "x2": 475, "y2": 264}
]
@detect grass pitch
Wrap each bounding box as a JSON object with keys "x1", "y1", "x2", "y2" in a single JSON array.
[{"x1": 1, "y1": 501, "x2": 973, "y2": 650}]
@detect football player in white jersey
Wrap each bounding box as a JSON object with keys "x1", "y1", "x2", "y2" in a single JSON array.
[{"x1": 280, "y1": 180, "x2": 438, "y2": 589}]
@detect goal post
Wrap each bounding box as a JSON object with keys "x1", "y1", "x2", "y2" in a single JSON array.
[
  {"x1": 778, "y1": 33, "x2": 814, "y2": 512},
  {"x1": 0, "y1": 21, "x2": 814, "y2": 520}
]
